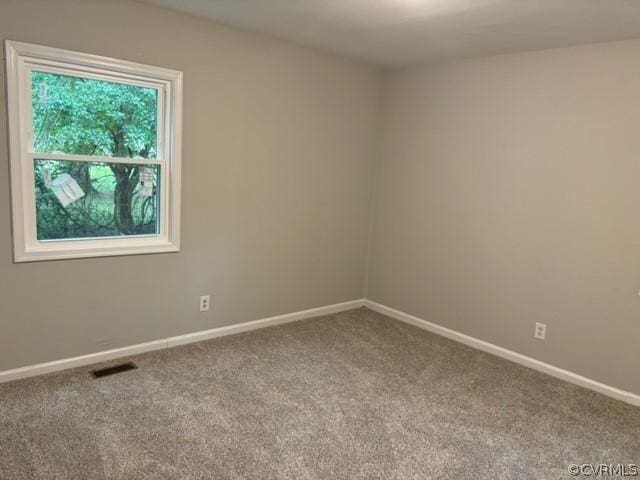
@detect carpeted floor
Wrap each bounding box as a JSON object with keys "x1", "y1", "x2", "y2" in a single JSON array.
[{"x1": 1, "y1": 307, "x2": 639, "y2": 479}]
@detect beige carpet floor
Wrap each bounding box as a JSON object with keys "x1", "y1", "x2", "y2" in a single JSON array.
[{"x1": 1, "y1": 307, "x2": 639, "y2": 479}]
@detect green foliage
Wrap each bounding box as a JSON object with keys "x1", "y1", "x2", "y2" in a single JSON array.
[{"x1": 32, "y1": 72, "x2": 159, "y2": 240}]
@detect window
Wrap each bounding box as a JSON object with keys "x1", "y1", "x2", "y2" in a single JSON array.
[{"x1": 5, "y1": 41, "x2": 182, "y2": 262}]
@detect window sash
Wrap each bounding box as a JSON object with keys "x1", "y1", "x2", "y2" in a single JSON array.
[
  {"x1": 27, "y1": 153, "x2": 169, "y2": 244},
  {"x1": 24, "y1": 63, "x2": 167, "y2": 161},
  {"x1": 21, "y1": 155, "x2": 173, "y2": 258}
]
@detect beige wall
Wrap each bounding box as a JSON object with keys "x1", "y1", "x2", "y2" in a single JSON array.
[
  {"x1": 2, "y1": 0, "x2": 639, "y2": 397},
  {"x1": 0, "y1": 0, "x2": 382, "y2": 370},
  {"x1": 368, "y1": 39, "x2": 640, "y2": 395}
]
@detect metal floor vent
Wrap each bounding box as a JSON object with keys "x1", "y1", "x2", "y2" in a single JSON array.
[{"x1": 91, "y1": 362, "x2": 138, "y2": 378}]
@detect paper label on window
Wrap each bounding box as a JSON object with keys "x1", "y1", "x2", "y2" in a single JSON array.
[
  {"x1": 139, "y1": 167, "x2": 155, "y2": 198},
  {"x1": 51, "y1": 174, "x2": 85, "y2": 207}
]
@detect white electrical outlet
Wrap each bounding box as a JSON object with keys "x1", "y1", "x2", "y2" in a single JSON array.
[
  {"x1": 199, "y1": 295, "x2": 210, "y2": 312},
  {"x1": 534, "y1": 322, "x2": 546, "y2": 340}
]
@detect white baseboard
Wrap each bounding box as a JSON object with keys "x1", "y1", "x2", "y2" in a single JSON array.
[
  {"x1": 4, "y1": 297, "x2": 638, "y2": 408},
  {"x1": 0, "y1": 299, "x2": 366, "y2": 384},
  {"x1": 0, "y1": 340, "x2": 167, "y2": 384},
  {"x1": 364, "y1": 300, "x2": 640, "y2": 407}
]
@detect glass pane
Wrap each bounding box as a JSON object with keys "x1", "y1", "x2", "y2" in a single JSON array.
[
  {"x1": 32, "y1": 71, "x2": 158, "y2": 159},
  {"x1": 34, "y1": 159, "x2": 161, "y2": 241}
]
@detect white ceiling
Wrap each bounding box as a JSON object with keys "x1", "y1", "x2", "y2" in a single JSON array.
[{"x1": 142, "y1": 0, "x2": 640, "y2": 67}]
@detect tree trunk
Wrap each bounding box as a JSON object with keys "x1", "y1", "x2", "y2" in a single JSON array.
[
  {"x1": 113, "y1": 165, "x2": 135, "y2": 235},
  {"x1": 110, "y1": 130, "x2": 138, "y2": 235}
]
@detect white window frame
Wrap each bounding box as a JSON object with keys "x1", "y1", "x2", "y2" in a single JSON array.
[{"x1": 5, "y1": 41, "x2": 182, "y2": 262}]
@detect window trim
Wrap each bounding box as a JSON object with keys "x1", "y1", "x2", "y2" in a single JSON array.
[{"x1": 5, "y1": 41, "x2": 183, "y2": 262}]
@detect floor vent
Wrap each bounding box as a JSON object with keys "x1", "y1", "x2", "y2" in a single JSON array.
[{"x1": 90, "y1": 362, "x2": 138, "y2": 378}]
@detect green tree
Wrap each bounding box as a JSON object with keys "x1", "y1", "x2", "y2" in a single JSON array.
[{"x1": 32, "y1": 71, "x2": 158, "y2": 239}]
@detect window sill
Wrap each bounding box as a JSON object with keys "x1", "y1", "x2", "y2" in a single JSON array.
[{"x1": 14, "y1": 240, "x2": 180, "y2": 263}]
